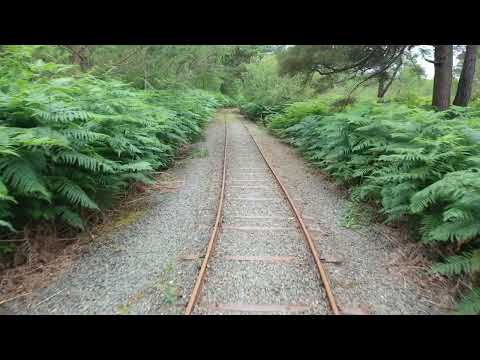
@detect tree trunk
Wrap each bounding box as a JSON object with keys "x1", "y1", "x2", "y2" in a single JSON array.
[
  {"x1": 377, "y1": 60, "x2": 402, "y2": 102},
  {"x1": 69, "y1": 45, "x2": 89, "y2": 71},
  {"x1": 453, "y1": 45, "x2": 478, "y2": 106},
  {"x1": 143, "y1": 46, "x2": 150, "y2": 89},
  {"x1": 432, "y1": 45, "x2": 453, "y2": 110},
  {"x1": 377, "y1": 73, "x2": 387, "y2": 101},
  {"x1": 70, "y1": 45, "x2": 83, "y2": 66}
]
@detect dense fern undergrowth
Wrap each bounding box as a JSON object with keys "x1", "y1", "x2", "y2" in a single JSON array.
[
  {"x1": 0, "y1": 47, "x2": 230, "y2": 254},
  {"x1": 240, "y1": 97, "x2": 480, "y2": 314}
]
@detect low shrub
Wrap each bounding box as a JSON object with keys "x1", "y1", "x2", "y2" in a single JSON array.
[
  {"x1": 269, "y1": 100, "x2": 480, "y2": 313},
  {"x1": 0, "y1": 47, "x2": 222, "y2": 239}
]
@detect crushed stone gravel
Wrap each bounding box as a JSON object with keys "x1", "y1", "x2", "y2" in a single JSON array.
[
  {"x1": 1, "y1": 109, "x2": 454, "y2": 315},
  {"x1": 194, "y1": 116, "x2": 331, "y2": 314},
  {"x1": 244, "y1": 118, "x2": 454, "y2": 315},
  {"x1": 1, "y1": 114, "x2": 225, "y2": 315}
]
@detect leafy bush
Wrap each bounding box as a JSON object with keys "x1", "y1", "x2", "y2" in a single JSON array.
[
  {"x1": 235, "y1": 55, "x2": 313, "y2": 122},
  {"x1": 269, "y1": 100, "x2": 480, "y2": 313},
  {"x1": 392, "y1": 94, "x2": 432, "y2": 109},
  {"x1": 239, "y1": 102, "x2": 284, "y2": 123},
  {"x1": 330, "y1": 97, "x2": 357, "y2": 111},
  {"x1": 211, "y1": 93, "x2": 237, "y2": 107},
  {"x1": 239, "y1": 102, "x2": 263, "y2": 120},
  {"x1": 0, "y1": 46, "x2": 222, "y2": 237},
  {"x1": 268, "y1": 98, "x2": 332, "y2": 132}
]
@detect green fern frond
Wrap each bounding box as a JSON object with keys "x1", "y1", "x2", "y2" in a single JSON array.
[
  {"x1": 432, "y1": 250, "x2": 480, "y2": 275},
  {"x1": 62, "y1": 129, "x2": 108, "y2": 142},
  {"x1": 116, "y1": 160, "x2": 153, "y2": 173},
  {"x1": 55, "y1": 151, "x2": 113, "y2": 173},
  {"x1": 0, "y1": 220, "x2": 15, "y2": 232},
  {"x1": 0, "y1": 180, "x2": 16, "y2": 203},
  {"x1": 456, "y1": 288, "x2": 480, "y2": 315},
  {"x1": 34, "y1": 108, "x2": 93, "y2": 123},
  {"x1": 54, "y1": 206, "x2": 85, "y2": 230},
  {"x1": 425, "y1": 220, "x2": 480, "y2": 243},
  {"x1": 0, "y1": 157, "x2": 51, "y2": 200},
  {"x1": 53, "y1": 178, "x2": 99, "y2": 210}
]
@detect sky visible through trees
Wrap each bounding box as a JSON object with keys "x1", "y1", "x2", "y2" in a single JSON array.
[{"x1": 1, "y1": 44, "x2": 480, "y2": 314}]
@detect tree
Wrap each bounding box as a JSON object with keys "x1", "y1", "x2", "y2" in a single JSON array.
[
  {"x1": 238, "y1": 55, "x2": 309, "y2": 107},
  {"x1": 61, "y1": 45, "x2": 93, "y2": 71},
  {"x1": 431, "y1": 45, "x2": 453, "y2": 110},
  {"x1": 277, "y1": 45, "x2": 411, "y2": 99},
  {"x1": 453, "y1": 45, "x2": 478, "y2": 106},
  {"x1": 219, "y1": 46, "x2": 265, "y2": 95},
  {"x1": 376, "y1": 58, "x2": 403, "y2": 101}
]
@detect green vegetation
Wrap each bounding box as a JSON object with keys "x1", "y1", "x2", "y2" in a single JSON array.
[
  {"x1": 2, "y1": 44, "x2": 480, "y2": 313},
  {"x1": 237, "y1": 56, "x2": 309, "y2": 123},
  {"x1": 0, "y1": 46, "x2": 228, "y2": 241},
  {"x1": 341, "y1": 200, "x2": 376, "y2": 230},
  {"x1": 235, "y1": 45, "x2": 480, "y2": 313},
  {"x1": 241, "y1": 98, "x2": 480, "y2": 313}
]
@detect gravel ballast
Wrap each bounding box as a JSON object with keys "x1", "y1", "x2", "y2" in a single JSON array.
[
  {"x1": 1, "y1": 109, "x2": 453, "y2": 315},
  {"x1": 194, "y1": 114, "x2": 331, "y2": 315},
  {"x1": 1, "y1": 113, "x2": 226, "y2": 315},
  {"x1": 244, "y1": 115, "x2": 454, "y2": 315}
]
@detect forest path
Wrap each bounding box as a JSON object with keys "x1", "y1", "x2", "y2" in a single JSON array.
[{"x1": 1, "y1": 109, "x2": 453, "y2": 314}]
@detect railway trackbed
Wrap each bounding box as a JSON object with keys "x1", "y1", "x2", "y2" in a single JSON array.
[
  {"x1": 185, "y1": 110, "x2": 345, "y2": 315},
  {"x1": 0, "y1": 109, "x2": 451, "y2": 315},
  {"x1": 1, "y1": 109, "x2": 450, "y2": 315}
]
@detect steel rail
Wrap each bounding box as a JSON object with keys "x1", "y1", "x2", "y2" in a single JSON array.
[
  {"x1": 242, "y1": 121, "x2": 340, "y2": 315},
  {"x1": 184, "y1": 119, "x2": 228, "y2": 315}
]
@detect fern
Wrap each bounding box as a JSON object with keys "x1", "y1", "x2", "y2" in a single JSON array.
[
  {"x1": 0, "y1": 45, "x2": 222, "y2": 236},
  {"x1": 262, "y1": 97, "x2": 480, "y2": 312},
  {"x1": 432, "y1": 250, "x2": 480, "y2": 276},
  {"x1": 54, "y1": 206, "x2": 84, "y2": 230},
  {"x1": 116, "y1": 160, "x2": 154, "y2": 173},
  {"x1": 34, "y1": 108, "x2": 93, "y2": 123},
  {"x1": 456, "y1": 288, "x2": 480, "y2": 314},
  {"x1": 120, "y1": 172, "x2": 156, "y2": 185},
  {"x1": 55, "y1": 151, "x2": 114, "y2": 173},
  {"x1": 0, "y1": 180, "x2": 16, "y2": 203},
  {"x1": 0, "y1": 157, "x2": 51, "y2": 200},
  {"x1": 62, "y1": 129, "x2": 109, "y2": 142},
  {"x1": 53, "y1": 178, "x2": 99, "y2": 210},
  {"x1": 0, "y1": 220, "x2": 15, "y2": 232}
]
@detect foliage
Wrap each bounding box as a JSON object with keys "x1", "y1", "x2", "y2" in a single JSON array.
[
  {"x1": 278, "y1": 45, "x2": 408, "y2": 78},
  {"x1": 456, "y1": 288, "x2": 480, "y2": 314},
  {"x1": 266, "y1": 99, "x2": 480, "y2": 313},
  {"x1": 268, "y1": 97, "x2": 336, "y2": 131},
  {"x1": 277, "y1": 45, "x2": 410, "y2": 98},
  {"x1": 0, "y1": 46, "x2": 223, "y2": 236},
  {"x1": 33, "y1": 45, "x2": 273, "y2": 96},
  {"x1": 235, "y1": 55, "x2": 312, "y2": 122},
  {"x1": 341, "y1": 200, "x2": 376, "y2": 229},
  {"x1": 239, "y1": 102, "x2": 285, "y2": 124},
  {"x1": 4, "y1": 44, "x2": 480, "y2": 313}
]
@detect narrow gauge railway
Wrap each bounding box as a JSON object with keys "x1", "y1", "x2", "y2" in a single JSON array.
[{"x1": 185, "y1": 111, "x2": 341, "y2": 315}]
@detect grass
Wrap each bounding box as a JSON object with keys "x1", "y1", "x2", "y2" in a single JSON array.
[
  {"x1": 341, "y1": 201, "x2": 376, "y2": 230},
  {"x1": 154, "y1": 262, "x2": 179, "y2": 305}
]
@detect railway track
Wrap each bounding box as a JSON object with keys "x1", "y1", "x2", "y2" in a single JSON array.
[{"x1": 185, "y1": 110, "x2": 340, "y2": 315}]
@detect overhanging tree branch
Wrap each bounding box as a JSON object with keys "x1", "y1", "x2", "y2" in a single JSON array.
[
  {"x1": 61, "y1": 45, "x2": 88, "y2": 63},
  {"x1": 314, "y1": 50, "x2": 378, "y2": 75},
  {"x1": 99, "y1": 46, "x2": 145, "y2": 76},
  {"x1": 346, "y1": 48, "x2": 407, "y2": 98}
]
